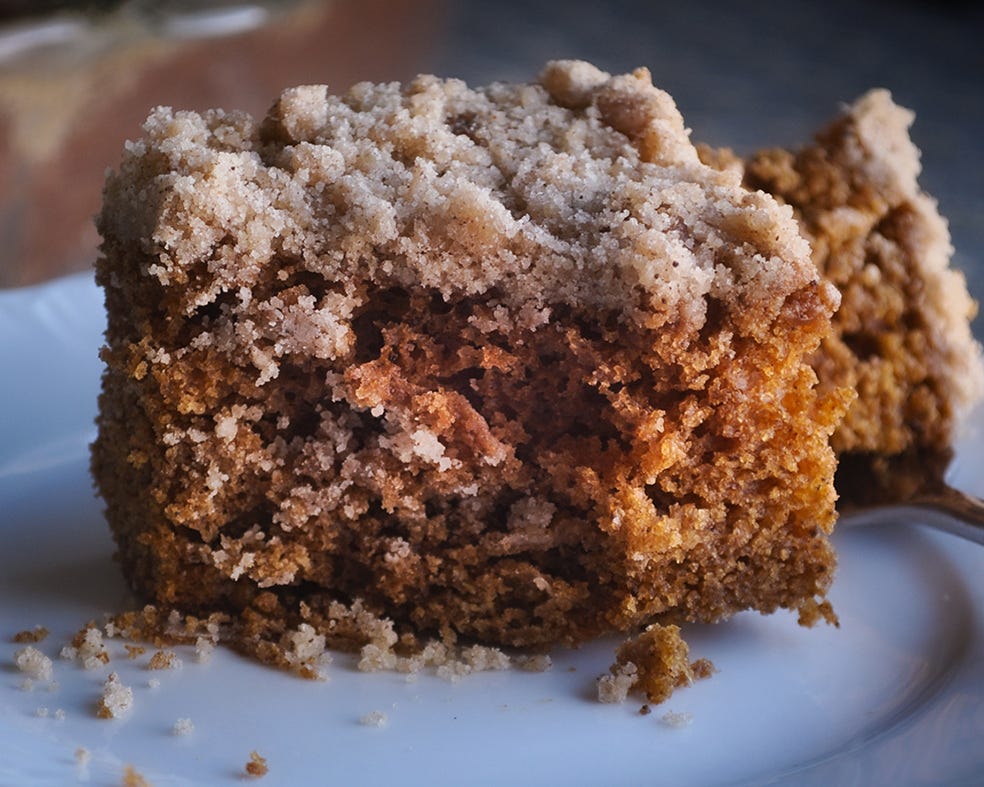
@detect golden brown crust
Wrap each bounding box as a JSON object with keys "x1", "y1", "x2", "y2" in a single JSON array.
[{"x1": 93, "y1": 61, "x2": 844, "y2": 657}]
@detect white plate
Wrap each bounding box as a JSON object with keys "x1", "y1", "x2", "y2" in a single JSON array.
[{"x1": 2, "y1": 274, "x2": 983, "y2": 786}]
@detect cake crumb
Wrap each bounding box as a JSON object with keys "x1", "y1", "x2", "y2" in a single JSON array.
[
  {"x1": 18, "y1": 678, "x2": 34, "y2": 692},
  {"x1": 54, "y1": 708, "x2": 66, "y2": 720},
  {"x1": 245, "y1": 750, "x2": 268, "y2": 778},
  {"x1": 35, "y1": 706, "x2": 49, "y2": 718},
  {"x1": 13, "y1": 626, "x2": 49, "y2": 643},
  {"x1": 125, "y1": 644, "x2": 147, "y2": 659},
  {"x1": 599, "y1": 624, "x2": 712, "y2": 705},
  {"x1": 148, "y1": 650, "x2": 182, "y2": 670},
  {"x1": 359, "y1": 710, "x2": 389, "y2": 728},
  {"x1": 172, "y1": 717, "x2": 195, "y2": 736},
  {"x1": 194, "y1": 636, "x2": 215, "y2": 663},
  {"x1": 122, "y1": 764, "x2": 151, "y2": 786},
  {"x1": 515, "y1": 654, "x2": 553, "y2": 672},
  {"x1": 96, "y1": 672, "x2": 133, "y2": 719},
  {"x1": 75, "y1": 747, "x2": 91, "y2": 765},
  {"x1": 639, "y1": 704, "x2": 652, "y2": 716},
  {"x1": 597, "y1": 661, "x2": 638, "y2": 704},
  {"x1": 14, "y1": 645, "x2": 53, "y2": 681},
  {"x1": 147, "y1": 678, "x2": 161, "y2": 690},
  {"x1": 71, "y1": 625, "x2": 110, "y2": 669},
  {"x1": 659, "y1": 710, "x2": 694, "y2": 728}
]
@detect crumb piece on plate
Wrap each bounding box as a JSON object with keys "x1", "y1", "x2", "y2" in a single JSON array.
[
  {"x1": 54, "y1": 708, "x2": 66, "y2": 720},
  {"x1": 122, "y1": 764, "x2": 152, "y2": 786},
  {"x1": 514, "y1": 654, "x2": 553, "y2": 672},
  {"x1": 13, "y1": 626, "x2": 49, "y2": 643},
  {"x1": 125, "y1": 644, "x2": 147, "y2": 659},
  {"x1": 172, "y1": 717, "x2": 195, "y2": 735},
  {"x1": 359, "y1": 710, "x2": 389, "y2": 728},
  {"x1": 194, "y1": 636, "x2": 215, "y2": 663},
  {"x1": 245, "y1": 750, "x2": 268, "y2": 778},
  {"x1": 14, "y1": 645, "x2": 53, "y2": 682},
  {"x1": 598, "y1": 624, "x2": 713, "y2": 705},
  {"x1": 35, "y1": 706, "x2": 49, "y2": 718},
  {"x1": 70, "y1": 624, "x2": 110, "y2": 669},
  {"x1": 96, "y1": 672, "x2": 133, "y2": 719},
  {"x1": 148, "y1": 649, "x2": 182, "y2": 670},
  {"x1": 659, "y1": 709, "x2": 694, "y2": 728}
]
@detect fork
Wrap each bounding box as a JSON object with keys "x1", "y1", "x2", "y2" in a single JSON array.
[{"x1": 841, "y1": 483, "x2": 984, "y2": 545}]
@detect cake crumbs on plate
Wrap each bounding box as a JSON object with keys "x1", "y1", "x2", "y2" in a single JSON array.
[
  {"x1": 12, "y1": 625, "x2": 49, "y2": 643},
  {"x1": 122, "y1": 764, "x2": 152, "y2": 786},
  {"x1": 14, "y1": 645, "x2": 53, "y2": 681},
  {"x1": 598, "y1": 624, "x2": 713, "y2": 705},
  {"x1": 359, "y1": 710, "x2": 389, "y2": 728},
  {"x1": 172, "y1": 717, "x2": 195, "y2": 735},
  {"x1": 125, "y1": 644, "x2": 147, "y2": 659},
  {"x1": 245, "y1": 750, "x2": 269, "y2": 778},
  {"x1": 147, "y1": 649, "x2": 182, "y2": 670},
  {"x1": 96, "y1": 672, "x2": 133, "y2": 719},
  {"x1": 68, "y1": 624, "x2": 110, "y2": 669},
  {"x1": 659, "y1": 710, "x2": 694, "y2": 728}
]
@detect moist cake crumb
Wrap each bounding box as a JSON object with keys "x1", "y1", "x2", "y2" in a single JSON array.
[
  {"x1": 14, "y1": 646, "x2": 53, "y2": 682},
  {"x1": 194, "y1": 636, "x2": 215, "y2": 663},
  {"x1": 93, "y1": 59, "x2": 849, "y2": 704},
  {"x1": 148, "y1": 650, "x2": 182, "y2": 670},
  {"x1": 659, "y1": 710, "x2": 694, "y2": 728},
  {"x1": 97, "y1": 672, "x2": 133, "y2": 719},
  {"x1": 125, "y1": 644, "x2": 147, "y2": 659},
  {"x1": 245, "y1": 750, "x2": 269, "y2": 778},
  {"x1": 172, "y1": 717, "x2": 195, "y2": 735},
  {"x1": 122, "y1": 764, "x2": 151, "y2": 787},
  {"x1": 599, "y1": 624, "x2": 712, "y2": 704},
  {"x1": 359, "y1": 710, "x2": 389, "y2": 727},
  {"x1": 69, "y1": 625, "x2": 110, "y2": 669},
  {"x1": 514, "y1": 654, "x2": 553, "y2": 672},
  {"x1": 12, "y1": 626, "x2": 49, "y2": 643}
]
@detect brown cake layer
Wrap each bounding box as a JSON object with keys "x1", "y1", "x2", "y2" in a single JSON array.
[
  {"x1": 738, "y1": 91, "x2": 983, "y2": 503},
  {"x1": 92, "y1": 60, "x2": 846, "y2": 653}
]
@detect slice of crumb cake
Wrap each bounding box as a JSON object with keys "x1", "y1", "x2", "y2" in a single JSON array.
[
  {"x1": 92, "y1": 60, "x2": 847, "y2": 655},
  {"x1": 740, "y1": 91, "x2": 984, "y2": 503}
]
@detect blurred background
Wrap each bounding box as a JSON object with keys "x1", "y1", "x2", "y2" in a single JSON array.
[{"x1": 0, "y1": 0, "x2": 981, "y2": 328}]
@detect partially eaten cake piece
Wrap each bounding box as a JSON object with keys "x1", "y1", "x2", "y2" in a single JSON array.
[
  {"x1": 737, "y1": 91, "x2": 984, "y2": 503},
  {"x1": 93, "y1": 60, "x2": 848, "y2": 689}
]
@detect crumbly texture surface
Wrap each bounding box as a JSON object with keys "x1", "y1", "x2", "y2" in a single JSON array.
[
  {"x1": 93, "y1": 61, "x2": 844, "y2": 671},
  {"x1": 737, "y1": 91, "x2": 984, "y2": 503},
  {"x1": 597, "y1": 623, "x2": 712, "y2": 704}
]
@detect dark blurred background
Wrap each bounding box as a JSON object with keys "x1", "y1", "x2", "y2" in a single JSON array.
[{"x1": 1, "y1": 0, "x2": 981, "y2": 332}]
